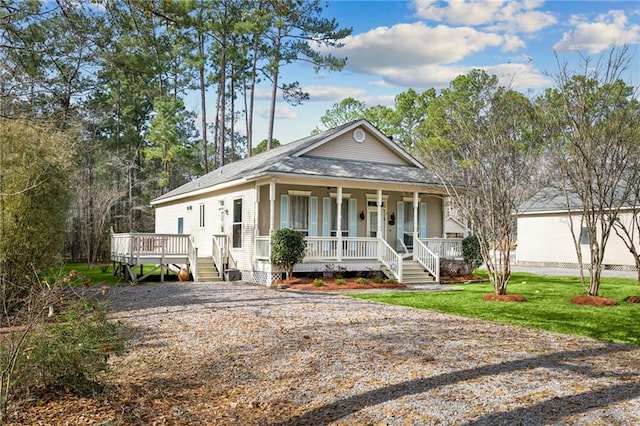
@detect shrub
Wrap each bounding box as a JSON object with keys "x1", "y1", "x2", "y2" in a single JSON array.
[
  {"x1": 356, "y1": 277, "x2": 368, "y2": 285},
  {"x1": 372, "y1": 277, "x2": 384, "y2": 283},
  {"x1": 313, "y1": 279, "x2": 325, "y2": 286},
  {"x1": 385, "y1": 278, "x2": 398, "y2": 284},
  {"x1": 462, "y1": 234, "x2": 483, "y2": 269},
  {"x1": 335, "y1": 279, "x2": 347, "y2": 285},
  {"x1": 13, "y1": 298, "x2": 127, "y2": 398},
  {"x1": 271, "y1": 228, "x2": 307, "y2": 280}
]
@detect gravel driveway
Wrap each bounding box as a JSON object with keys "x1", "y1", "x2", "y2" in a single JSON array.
[{"x1": 107, "y1": 281, "x2": 640, "y2": 425}]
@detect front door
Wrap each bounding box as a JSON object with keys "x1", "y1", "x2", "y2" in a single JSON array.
[{"x1": 367, "y1": 207, "x2": 387, "y2": 239}]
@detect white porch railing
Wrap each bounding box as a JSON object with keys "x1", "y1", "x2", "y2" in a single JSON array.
[
  {"x1": 421, "y1": 238, "x2": 463, "y2": 258},
  {"x1": 188, "y1": 236, "x2": 198, "y2": 277},
  {"x1": 212, "y1": 234, "x2": 227, "y2": 273},
  {"x1": 256, "y1": 236, "x2": 270, "y2": 260},
  {"x1": 414, "y1": 237, "x2": 440, "y2": 283},
  {"x1": 305, "y1": 237, "x2": 378, "y2": 260},
  {"x1": 110, "y1": 233, "x2": 190, "y2": 264},
  {"x1": 378, "y1": 238, "x2": 403, "y2": 282}
]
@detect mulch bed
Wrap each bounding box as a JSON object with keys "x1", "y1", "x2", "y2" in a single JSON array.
[
  {"x1": 275, "y1": 274, "x2": 486, "y2": 291},
  {"x1": 625, "y1": 296, "x2": 640, "y2": 304},
  {"x1": 483, "y1": 294, "x2": 528, "y2": 302},
  {"x1": 275, "y1": 277, "x2": 407, "y2": 291},
  {"x1": 571, "y1": 295, "x2": 617, "y2": 306}
]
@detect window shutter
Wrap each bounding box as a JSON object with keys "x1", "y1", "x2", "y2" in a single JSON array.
[
  {"x1": 349, "y1": 198, "x2": 357, "y2": 237},
  {"x1": 280, "y1": 194, "x2": 289, "y2": 229},
  {"x1": 419, "y1": 202, "x2": 427, "y2": 238},
  {"x1": 396, "y1": 201, "x2": 404, "y2": 250},
  {"x1": 309, "y1": 197, "x2": 318, "y2": 237},
  {"x1": 322, "y1": 197, "x2": 331, "y2": 236}
]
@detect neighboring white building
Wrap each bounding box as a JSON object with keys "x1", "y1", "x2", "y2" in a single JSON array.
[
  {"x1": 112, "y1": 120, "x2": 464, "y2": 285},
  {"x1": 516, "y1": 189, "x2": 640, "y2": 271}
]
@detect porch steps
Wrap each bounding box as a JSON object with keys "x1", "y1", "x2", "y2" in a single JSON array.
[
  {"x1": 195, "y1": 257, "x2": 222, "y2": 282},
  {"x1": 383, "y1": 259, "x2": 437, "y2": 284}
]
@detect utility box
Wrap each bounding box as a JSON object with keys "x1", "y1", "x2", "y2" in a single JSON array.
[{"x1": 224, "y1": 268, "x2": 241, "y2": 281}]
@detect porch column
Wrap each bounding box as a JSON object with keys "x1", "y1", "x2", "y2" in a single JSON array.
[
  {"x1": 377, "y1": 189, "x2": 383, "y2": 238},
  {"x1": 337, "y1": 186, "x2": 343, "y2": 261},
  {"x1": 269, "y1": 180, "x2": 276, "y2": 234},
  {"x1": 442, "y1": 196, "x2": 447, "y2": 238},
  {"x1": 413, "y1": 191, "x2": 419, "y2": 243}
]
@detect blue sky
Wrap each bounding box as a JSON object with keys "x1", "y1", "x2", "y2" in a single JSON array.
[{"x1": 197, "y1": 0, "x2": 640, "y2": 146}]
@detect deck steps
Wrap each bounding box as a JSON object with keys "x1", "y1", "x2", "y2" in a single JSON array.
[
  {"x1": 382, "y1": 259, "x2": 437, "y2": 284},
  {"x1": 196, "y1": 257, "x2": 222, "y2": 282}
]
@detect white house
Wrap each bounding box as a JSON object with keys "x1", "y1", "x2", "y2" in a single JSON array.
[
  {"x1": 517, "y1": 188, "x2": 640, "y2": 271},
  {"x1": 111, "y1": 120, "x2": 464, "y2": 285}
]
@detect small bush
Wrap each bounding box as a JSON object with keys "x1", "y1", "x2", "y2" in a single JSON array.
[
  {"x1": 335, "y1": 279, "x2": 346, "y2": 285},
  {"x1": 385, "y1": 278, "x2": 398, "y2": 284},
  {"x1": 313, "y1": 279, "x2": 325, "y2": 286},
  {"x1": 271, "y1": 228, "x2": 307, "y2": 280},
  {"x1": 372, "y1": 277, "x2": 384, "y2": 283},
  {"x1": 14, "y1": 298, "x2": 127, "y2": 397},
  {"x1": 355, "y1": 277, "x2": 368, "y2": 285},
  {"x1": 462, "y1": 234, "x2": 483, "y2": 269}
]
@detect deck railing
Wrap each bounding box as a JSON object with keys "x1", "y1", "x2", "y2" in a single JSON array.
[
  {"x1": 110, "y1": 233, "x2": 190, "y2": 264},
  {"x1": 420, "y1": 238, "x2": 463, "y2": 258},
  {"x1": 187, "y1": 236, "x2": 198, "y2": 277},
  {"x1": 414, "y1": 237, "x2": 440, "y2": 283}
]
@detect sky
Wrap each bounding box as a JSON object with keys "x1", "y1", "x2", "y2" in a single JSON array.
[{"x1": 194, "y1": 0, "x2": 640, "y2": 146}]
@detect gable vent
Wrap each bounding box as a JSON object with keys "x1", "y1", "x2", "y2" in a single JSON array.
[{"x1": 353, "y1": 128, "x2": 366, "y2": 143}]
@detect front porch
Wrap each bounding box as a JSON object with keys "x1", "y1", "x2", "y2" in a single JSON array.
[{"x1": 110, "y1": 231, "x2": 462, "y2": 285}]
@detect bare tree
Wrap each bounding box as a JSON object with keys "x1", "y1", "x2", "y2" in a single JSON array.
[
  {"x1": 540, "y1": 46, "x2": 640, "y2": 296},
  {"x1": 420, "y1": 70, "x2": 545, "y2": 295}
]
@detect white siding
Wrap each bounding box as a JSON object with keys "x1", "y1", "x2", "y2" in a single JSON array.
[
  {"x1": 517, "y1": 211, "x2": 640, "y2": 267},
  {"x1": 304, "y1": 127, "x2": 410, "y2": 165}
]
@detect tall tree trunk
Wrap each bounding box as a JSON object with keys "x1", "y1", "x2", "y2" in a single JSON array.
[
  {"x1": 267, "y1": 30, "x2": 282, "y2": 151},
  {"x1": 245, "y1": 32, "x2": 259, "y2": 156},
  {"x1": 198, "y1": 32, "x2": 209, "y2": 174}
]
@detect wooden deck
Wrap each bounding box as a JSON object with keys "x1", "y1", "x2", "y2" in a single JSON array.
[{"x1": 110, "y1": 233, "x2": 193, "y2": 282}]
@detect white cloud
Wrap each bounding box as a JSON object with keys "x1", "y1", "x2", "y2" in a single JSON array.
[
  {"x1": 554, "y1": 10, "x2": 640, "y2": 54},
  {"x1": 304, "y1": 85, "x2": 367, "y2": 101},
  {"x1": 366, "y1": 62, "x2": 549, "y2": 90},
  {"x1": 256, "y1": 105, "x2": 297, "y2": 120},
  {"x1": 413, "y1": 0, "x2": 557, "y2": 33},
  {"x1": 320, "y1": 22, "x2": 539, "y2": 88},
  {"x1": 334, "y1": 22, "x2": 506, "y2": 74}
]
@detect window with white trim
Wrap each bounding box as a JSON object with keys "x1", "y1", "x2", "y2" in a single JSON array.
[
  {"x1": 199, "y1": 203, "x2": 205, "y2": 228},
  {"x1": 232, "y1": 198, "x2": 243, "y2": 248}
]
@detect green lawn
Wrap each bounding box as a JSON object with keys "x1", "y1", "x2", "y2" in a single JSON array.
[
  {"x1": 46, "y1": 262, "x2": 130, "y2": 286},
  {"x1": 350, "y1": 272, "x2": 640, "y2": 346}
]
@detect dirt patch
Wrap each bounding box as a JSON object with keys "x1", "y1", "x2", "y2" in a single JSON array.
[
  {"x1": 571, "y1": 295, "x2": 617, "y2": 306},
  {"x1": 625, "y1": 296, "x2": 640, "y2": 304},
  {"x1": 483, "y1": 294, "x2": 528, "y2": 302},
  {"x1": 275, "y1": 277, "x2": 406, "y2": 291}
]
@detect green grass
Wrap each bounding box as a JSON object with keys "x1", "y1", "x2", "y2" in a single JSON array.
[
  {"x1": 350, "y1": 272, "x2": 640, "y2": 346},
  {"x1": 46, "y1": 262, "x2": 127, "y2": 286}
]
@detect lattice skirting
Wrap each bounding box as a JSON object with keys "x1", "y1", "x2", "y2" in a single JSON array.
[
  {"x1": 250, "y1": 270, "x2": 282, "y2": 286},
  {"x1": 517, "y1": 261, "x2": 638, "y2": 272}
]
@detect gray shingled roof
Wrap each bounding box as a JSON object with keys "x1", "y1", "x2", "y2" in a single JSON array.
[
  {"x1": 518, "y1": 188, "x2": 582, "y2": 213},
  {"x1": 152, "y1": 120, "x2": 444, "y2": 204}
]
